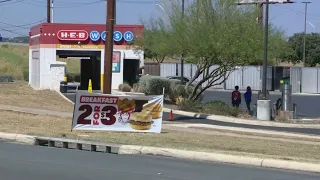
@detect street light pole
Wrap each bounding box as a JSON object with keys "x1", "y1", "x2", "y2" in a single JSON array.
[
  {"x1": 181, "y1": 0, "x2": 185, "y2": 83},
  {"x1": 302, "y1": 2, "x2": 311, "y2": 67},
  {"x1": 262, "y1": 0, "x2": 269, "y2": 99}
]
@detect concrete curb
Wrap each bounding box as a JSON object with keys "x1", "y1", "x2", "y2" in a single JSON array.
[
  {"x1": 56, "y1": 91, "x2": 75, "y2": 105},
  {"x1": 0, "y1": 132, "x2": 36, "y2": 145},
  {"x1": 0, "y1": 132, "x2": 319, "y2": 173},
  {"x1": 163, "y1": 108, "x2": 320, "y2": 129}
]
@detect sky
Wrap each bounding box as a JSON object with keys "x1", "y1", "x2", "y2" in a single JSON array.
[{"x1": 0, "y1": 0, "x2": 319, "y2": 38}]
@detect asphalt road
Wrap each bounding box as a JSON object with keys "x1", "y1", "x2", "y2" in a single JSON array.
[
  {"x1": 64, "y1": 92, "x2": 320, "y2": 135},
  {"x1": 1, "y1": 142, "x2": 319, "y2": 180},
  {"x1": 203, "y1": 90, "x2": 320, "y2": 118}
]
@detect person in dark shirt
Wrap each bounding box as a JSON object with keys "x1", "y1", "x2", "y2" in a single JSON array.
[
  {"x1": 244, "y1": 86, "x2": 252, "y2": 112},
  {"x1": 231, "y1": 86, "x2": 241, "y2": 108}
]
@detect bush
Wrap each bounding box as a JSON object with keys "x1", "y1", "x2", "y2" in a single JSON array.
[
  {"x1": 168, "y1": 79, "x2": 203, "y2": 102},
  {"x1": 178, "y1": 100, "x2": 239, "y2": 117},
  {"x1": 23, "y1": 70, "x2": 29, "y2": 81},
  {"x1": 133, "y1": 83, "x2": 139, "y2": 92},
  {"x1": 66, "y1": 73, "x2": 80, "y2": 82},
  {"x1": 176, "y1": 99, "x2": 203, "y2": 113},
  {"x1": 201, "y1": 101, "x2": 239, "y2": 117},
  {"x1": 1, "y1": 44, "x2": 9, "y2": 48},
  {"x1": 137, "y1": 75, "x2": 171, "y2": 95},
  {"x1": 118, "y1": 83, "x2": 132, "y2": 92}
]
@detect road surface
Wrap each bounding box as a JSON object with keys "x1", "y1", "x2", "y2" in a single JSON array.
[
  {"x1": 203, "y1": 90, "x2": 320, "y2": 118},
  {"x1": 1, "y1": 142, "x2": 319, "y2": 180},
  {"x1": 63, "y1": 92, "x2": 320, "y2": 135}
]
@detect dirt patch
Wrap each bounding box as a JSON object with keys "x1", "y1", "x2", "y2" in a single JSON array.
[
  {"x1": 1, "y1": 110, "x2": 319, "y2": 163},
  {"x1": 0, "y1": 81, "x2": 73, "y2": 112}
]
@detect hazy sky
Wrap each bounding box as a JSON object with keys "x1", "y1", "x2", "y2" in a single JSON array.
[{"x1": 0, "y1": 0, "x2": 319, "y2": 37}]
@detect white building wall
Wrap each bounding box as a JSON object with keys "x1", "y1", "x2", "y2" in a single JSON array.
[{"x1": 39, "y1": 48, "x2": 57, "y2": 89}]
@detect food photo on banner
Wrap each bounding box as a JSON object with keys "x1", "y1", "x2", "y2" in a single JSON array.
[{"x1": 71, "y1": 91, "x2": 164, "y2": 133}]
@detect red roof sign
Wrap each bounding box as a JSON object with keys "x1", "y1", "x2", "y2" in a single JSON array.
[{"x1": 57, "y1": 30, "x2": 88, "y2": 41}]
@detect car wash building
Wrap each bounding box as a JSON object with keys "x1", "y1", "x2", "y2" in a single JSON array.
[{"x1": 29, "y1": 23, "x2": 144, "y2": 91}]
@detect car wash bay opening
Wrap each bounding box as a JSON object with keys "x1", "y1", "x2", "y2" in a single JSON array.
[{"x1": 29, "y1": 23, "x2": 144, "y2": 91}]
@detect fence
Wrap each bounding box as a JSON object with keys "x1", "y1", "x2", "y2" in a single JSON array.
[
  {"x1": 290, "y1": 67, "x2": 320, "y2": 94},
  {"x1": 144, "y1": 62, "x2": 320, "y2": 93}
]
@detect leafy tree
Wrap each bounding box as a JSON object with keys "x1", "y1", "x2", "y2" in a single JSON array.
[
  {"x1": 135, "y1": 18, "x2": 174, "y2": 63},
  {"x1": 284, "y1": 33, "x2": 320, "y2": 67},
  {"x1": 137, "y1": 0, "x2": 288, "y2": 100}
]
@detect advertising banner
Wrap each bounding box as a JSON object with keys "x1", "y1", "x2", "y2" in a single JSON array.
[{"x1": 72, "y1": 91, "x2": 164, "y2": 133}]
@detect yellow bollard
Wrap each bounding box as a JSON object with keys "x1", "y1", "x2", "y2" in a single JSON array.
[
  {"x1": 63, "y1": 76, "x2": 67, "y2": 82},
  {"x1": 88, "y1": 79, "x2": 92, "y2": 93}
]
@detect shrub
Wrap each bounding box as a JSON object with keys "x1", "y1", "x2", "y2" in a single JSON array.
[
  {"x1": 23, "y1": 70, "x2": 29, "y2": 81},
  {"x1": 168, "y1": 79, "x2": 203, "y2": 102},
  {"x1": 177, "y1": 99, "x2": 202, "y2": 113},
  {"x1": 118, "y1": 83, "x2": 132, "y2": 92},
  {"x1": 1, "y1": 44, "x2": 9, "y2": 48},
  {"x1": 66, "y1": 73, "x2": 80, "y2": 82},
  {"x1": 137, "y1": 75, "x2": 171, "y2": 95},
  {"x1": 201, "y1": 101, "x2": 239, "y2": 117},
  {"x1": 133, "y1": 83, "x2": 139, "y2": 92}
]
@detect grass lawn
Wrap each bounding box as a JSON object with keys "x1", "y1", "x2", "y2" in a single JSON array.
[
  {"x1": 0, "y1": 44, "x2": 80, "y2": 80},
  {"x1": 0, "y1": 81, "x2": 73, "y2": 112},
  {"x1": 1, "y1": 110, "x2": 319, "y2": 163}
]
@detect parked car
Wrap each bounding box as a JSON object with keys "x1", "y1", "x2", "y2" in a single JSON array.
[{"x1": 166, "y1": 76, "x2": 190, "y2": 84}]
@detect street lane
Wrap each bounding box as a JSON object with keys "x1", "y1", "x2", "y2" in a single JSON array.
[
  {"x1": 64, "y1": 92, "x2": 320, "y2": 135},
  {"x1": 203, "y1": 90, "x2": 320, "y2": 118},
  {"x1": 1, "y1": 142, "x2": 319, "y2": 180}
]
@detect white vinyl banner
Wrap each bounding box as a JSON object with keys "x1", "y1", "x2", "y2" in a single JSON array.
[{"x1": 72, "y1": 91, "x2": 164, "y2": 133}]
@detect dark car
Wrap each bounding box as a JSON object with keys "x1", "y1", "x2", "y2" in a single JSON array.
[
  {"x1": 166, "y1": 76, "x2": 203, "y2": 90},
  {"x1": 167, "y1": 76, "x2": 190, "y2": 84}
]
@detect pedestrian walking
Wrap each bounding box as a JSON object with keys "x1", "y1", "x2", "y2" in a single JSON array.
[
  {"x1": 244, "y1": 86, "x2": 252, "y2": 112},
  {"x1": 231, "y1": 85, "x2": 241, "y2": 108}
]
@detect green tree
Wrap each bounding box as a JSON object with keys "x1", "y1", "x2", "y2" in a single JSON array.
[
  {"x1": 284, "y1": 33, "x2": 320, "y2": 67},
  {"x1": 135, "y1": 18, "x2": 174, "y2": 63},
  {"x1": 137, "y1": 0, "x2": 288, "y2": 100}
]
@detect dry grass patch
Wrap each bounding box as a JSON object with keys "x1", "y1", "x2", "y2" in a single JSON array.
[
  {"x1": 1, "y1": 110, "x2": 319, "y2": 163},
  {"x1": 0, "y1": 81, "x2": 73, "y2": 112}
]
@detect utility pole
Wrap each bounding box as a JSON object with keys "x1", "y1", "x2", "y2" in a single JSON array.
[
  {"x1": 47, "y1": 0, "x2": 51, "y2": 23},
  {"x1": 51, "y1": 0, "x2": 54, "y2": 23},
  {"x1": 302, "y1": 1, "x2": 311, "y2": 67},
  {"x1": 114, "y1": 0, "x2": 117, "y2": 24},
  {"x1": 180, "y1": 0, "x2": 185, "y2": 83},
  {"x1": 103, "y1": 0, "x2": 115, "y2": 94},
  {"x1": 262, "y1": 0, "x2": 269, "y2": 99}
]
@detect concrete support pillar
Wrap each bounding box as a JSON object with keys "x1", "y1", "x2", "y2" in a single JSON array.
[{"x1": 257, "y1": 100, "x2": 271, "y2": 121}]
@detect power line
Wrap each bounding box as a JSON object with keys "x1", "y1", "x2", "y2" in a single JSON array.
[
  {"x1": 21, "y1": 0, "x2": 104, "y2": 8},
  {"x1": 0, "y1": 27, "x2": 28, "y2": 36},
  {"x1": 273, "y1": 5, "x2": 320, "y2": 21},
  {"x1": 0, "y1": 0, "x2": 25, "y2": 6},
  {"x1": 0, "y1": 18, "x2": 45, "y2": 29}
]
